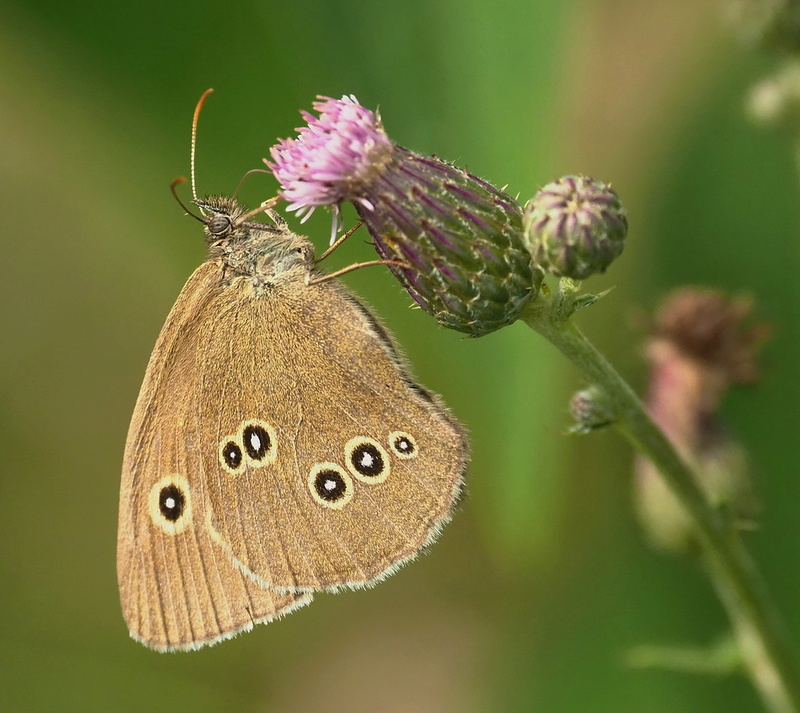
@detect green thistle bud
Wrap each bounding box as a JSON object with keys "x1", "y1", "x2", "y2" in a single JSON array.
[
  {"x1": 568, "y1": 385, "x2": 615, "y2": 434},
  {"x1": 523, "y1": 175, "x2": 627, "y2": 280}
]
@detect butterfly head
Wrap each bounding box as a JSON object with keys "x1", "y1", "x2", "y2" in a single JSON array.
[
  {"x1": 195, "y1": 195, "x2": 251, "y2": 240},
  {"x1": 194, "y1": 195, "x2": 316, "y2": 284}
]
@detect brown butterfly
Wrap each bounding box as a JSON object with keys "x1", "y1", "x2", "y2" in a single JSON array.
[{"x1": 116, "y1": 92, "x2": 469, "y2": 651}]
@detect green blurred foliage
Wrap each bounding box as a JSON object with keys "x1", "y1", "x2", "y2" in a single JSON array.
[{"x1": 0, "y1": 0, "x2": 797, "y2": 711}]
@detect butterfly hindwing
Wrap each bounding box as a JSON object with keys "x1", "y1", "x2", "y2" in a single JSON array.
[{"x1": 195, "y1": 271, "x2": 468, "y2": 591}]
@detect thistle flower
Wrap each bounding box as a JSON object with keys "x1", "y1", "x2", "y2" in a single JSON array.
[
  {"x1": 523, "y1": 175, "x2": 627, "y2": 280},
  {"x1": 267, "y1": 96, "x2": 541, "y2": 336},
  {"x1": 634, "y1": 288, "x2": 768, "y2": 554}
]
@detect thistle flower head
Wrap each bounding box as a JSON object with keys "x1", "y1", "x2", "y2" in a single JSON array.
[
  {"x1": 267, "y1": 96, "x2": 541, "y2": 336},
  {"x1": 634, "y1": 288, "x2": 766, "y2": 554},
  {"x1": 523, "y1": 175, "x2": 627, "y2": 280},
  {"x1": 267, "y1": 96, "x2": 394, "y2": 221},
  {"x1": 650, "y1": 288, "x2": 769, "y2": 386}
]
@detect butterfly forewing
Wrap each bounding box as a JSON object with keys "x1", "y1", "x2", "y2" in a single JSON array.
[{"x1": 118, "y1": 263, "x2": 310, "y2": 651}]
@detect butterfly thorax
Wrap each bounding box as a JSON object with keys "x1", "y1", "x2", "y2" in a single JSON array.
[{"x1": 195, "y1": 195, "x2": 316, "y2": 293}]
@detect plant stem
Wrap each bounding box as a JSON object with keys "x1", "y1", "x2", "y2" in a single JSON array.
[{"x1": 522, "y1": 295, "x2": 800, "y2": 713}]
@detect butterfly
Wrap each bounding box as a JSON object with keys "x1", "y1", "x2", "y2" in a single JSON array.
[{"x1": 117, "y1": 97, "x2": 468, "y2": 650}]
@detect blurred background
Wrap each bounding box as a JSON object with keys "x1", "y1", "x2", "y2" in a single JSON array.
[{"x1": 2, "y1": 0, "x2": 800, "y2": 711}]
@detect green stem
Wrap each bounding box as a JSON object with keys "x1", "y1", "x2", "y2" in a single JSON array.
[{"x1": 522, "y1": 295, "x2": 800, "y2": 713}]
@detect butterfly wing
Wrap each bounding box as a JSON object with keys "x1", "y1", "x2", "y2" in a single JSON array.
[
  {"x1": 118, "y1": 263, "x2": 310, "y2": 652},
  {"x1": 195, "y1": 274, "x2": 469, "y2": 592}
]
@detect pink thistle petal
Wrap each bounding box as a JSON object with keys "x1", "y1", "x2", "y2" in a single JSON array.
[{"x1": 266, "y1": 96, "x2": 393, "y2": 216}]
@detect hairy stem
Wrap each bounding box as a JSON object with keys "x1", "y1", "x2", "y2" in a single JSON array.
[{"x1": 522, "y1": 294, "x2": 800, "y2": 713}]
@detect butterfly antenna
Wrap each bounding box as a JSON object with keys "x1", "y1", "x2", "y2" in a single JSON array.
[
  {"x1": 170, "y1": 177, "x2": 204, "y2": 223},
  {"x1": 191, "y1": 88, "x2": 215, "y2": 208},
  {"x1": 233, "y1": 168, "x2": 272, "y2": 199}
]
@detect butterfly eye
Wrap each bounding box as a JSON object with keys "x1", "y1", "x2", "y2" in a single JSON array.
[
  {"x1": 218, "y1": 437, "x2": 245, "y2": 475},
  {"x1": 345, "y1": 436, "x2": 390, "y2": 484},
  {"x1": 239, "y1": 419, "x2": 277, "y2": 467},
  {"x1": 207, "y1": 214, "x2": 232, "y2": 236},
  {"x1": 308, "y1": 463, "x2": 353, "y2": 509},
  {"x1": 148, "y1": 476, "x2": 192, "y2": 534},
  {"x1": 388, "y1": 431, "x2": 418, "y2": 459}
]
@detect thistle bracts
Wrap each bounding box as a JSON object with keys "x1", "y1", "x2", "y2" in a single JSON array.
[{"x1": 352, "y1": 146, "x2": 539, "y2": 335}]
